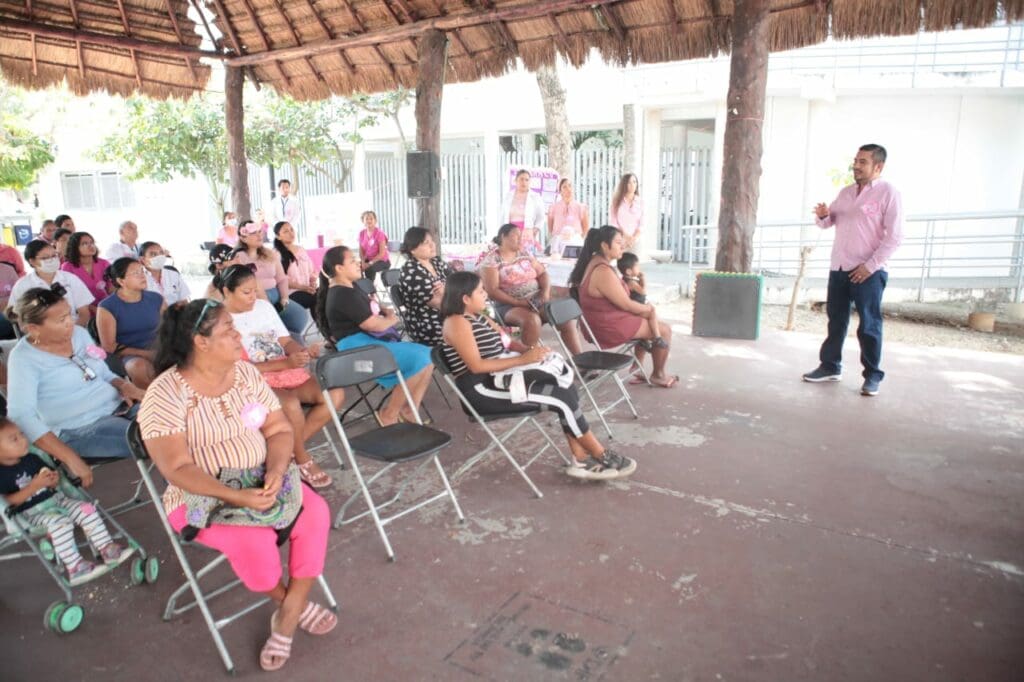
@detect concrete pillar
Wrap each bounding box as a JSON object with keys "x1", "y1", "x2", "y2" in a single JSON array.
[
  {"x1": 639, "y1": 108, "x2": 662, "y2": 259},
  {"x1": 483, "y1": 128, "x2": 500, "y2": 240},
  {"x1": 352, "y1": 142, "x2": 366, "y2": 194}
]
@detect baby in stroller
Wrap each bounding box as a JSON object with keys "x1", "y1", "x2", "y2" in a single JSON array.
[{"x1": 0, "y1": 417, "x2": 134, "y2": 585}]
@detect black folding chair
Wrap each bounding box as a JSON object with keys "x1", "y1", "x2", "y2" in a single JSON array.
[
  {"x1": 430, "y1": 347, "x2": 570, "y2": 499},
  {"x1": 315, "y1": 345, "x2": 464, "y2": 561},
  {"x1": 544, "y1": 298, "x2": 643, "y2": 439},
  {"x1": 382, "y1": 268, "x2": 402, "y2": 289},
  {"x1": 390, "y1": 285, "x2": 452, "y2": 409},
  {"x1": 126, "y1": 422, "x2": 337, "y2": 674}
]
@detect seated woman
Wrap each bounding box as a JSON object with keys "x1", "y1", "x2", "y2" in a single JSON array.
[
  {"x1": 357, "y1": 210, "x2": 391, "y2": 283},
  {"x1": 140, "y1": 241, "x2": 190, "y2": 307},
  {"x1": 139, "y1": 300, "x2": 336, "y2": 672},
  {"x1": 272, "y1": 221, "x2": 317, "y2": 310},
  {"x1": 96, "y1": 258, "x2": 164, "y2": 388},
  {"x1": 9, "y1": 240, "x2": 93, "y2": 328},
  {"x1": 440, "y1": 271, "x2": 636, "y2": 480},
  {"x1": 216, "y1": 264, "x2": 340, "y2": 489},
  {"x1": 314, "y1": 246, "x2": 434, "y2": 426},
  {"x1": 397, "y1": 227, "x2": 452, "y2": 347},
  {"x1": 60, "y1": 232, "x2": 111, "y2": 311},
  {"x1": 203, "y1": 243, "x2": 236, "y2": 301},
  {"x1": 233, "y1": 220, "x2": 307, "y2": 337},
  {"x1": 568, "y1": 226, "x2": 678, "y2": 388},
  {"x1": 6, "y1": 286, "x2": 146, "y2": 488},
  {"x1": 480, "y1": 223, "x2": 582, "y2": 355}
]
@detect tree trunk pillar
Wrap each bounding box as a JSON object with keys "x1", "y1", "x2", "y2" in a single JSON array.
[
  {"x1": 225, "y1": 65, "x2": 251, "y2": 219},
  {"x1": 714, "y1": 0, "x2": 770, "y2": 273},
  {"x1": 415, "y1": 29, "x2": 447, "y2": 241}
]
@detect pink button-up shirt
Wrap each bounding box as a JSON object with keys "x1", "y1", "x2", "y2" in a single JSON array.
[
  {"x1": 549, "y1": 199, "x2": 588, "y2": 235},
  {"x1": 816, "y1": 179, "x2": 903, "y2": 273},
  {"x1": 609, "y1": 196, "x2": 643, "y2": 237}
]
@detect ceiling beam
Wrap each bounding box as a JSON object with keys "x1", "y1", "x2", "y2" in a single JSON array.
[
  {"x1": 228, "y1": 0, "x2": 624, "y2": 68},
  {"x1": 297, "y1": 0, "x2": 356, "y2": 76},
  {"x1": 0, "y1": 15, "x2": 220, "y2": 61},
  {"x1": 162, "y1": 0, "x2": 199, "y2": 82}
]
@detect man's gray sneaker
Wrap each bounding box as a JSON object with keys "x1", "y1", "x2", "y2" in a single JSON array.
[
  {"x1": 802, "y1": 366, "x2": 842, "y2": 382},
  {"x1": 861, "y1": 378, "x2": 881, "y2": 396}
]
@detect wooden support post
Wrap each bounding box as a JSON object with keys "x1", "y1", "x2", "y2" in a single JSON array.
[
  {"x1": 414, "y1": 29, "x2": 447, "y2": 240},
  {"x1": 225, "y1": 65, "x2": 251, "y2": 220},
  {"x1": 715, "y1": 0, "x2": 770, "y2": 273}
]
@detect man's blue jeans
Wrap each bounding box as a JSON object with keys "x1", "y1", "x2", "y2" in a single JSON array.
[{"x1": 819, "y1": 268, "x2": 888, "y2": 382}]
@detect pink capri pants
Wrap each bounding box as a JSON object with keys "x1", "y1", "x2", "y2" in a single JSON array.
[{"x1": 167, "y1": 485, "x2": 330, "y2": 592}]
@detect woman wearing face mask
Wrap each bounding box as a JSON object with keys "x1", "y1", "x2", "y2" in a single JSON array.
[
  {"x1": 217, "y1": 212, "x2": 239, "y2": 247},
  {"x1": 233, "y1": 220, "x2": 308, "y2": 336},
  {"x1": 61, "y1": 232, "x2": 111, "y2": 310},
  {"x1": 8, "y1": 240, "x2": 93, "y2": 327},
  {"x1": 140, "y1": 241, "x2": 191, "y2": 307}
]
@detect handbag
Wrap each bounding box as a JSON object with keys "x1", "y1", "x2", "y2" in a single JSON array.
[{"x1": 180, "y1": 463, "x2": 304, "y2": 545}]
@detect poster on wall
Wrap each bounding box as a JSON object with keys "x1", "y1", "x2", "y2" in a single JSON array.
[{"x1": 303, "y1": 190, "x2": 373, "y2": 248}]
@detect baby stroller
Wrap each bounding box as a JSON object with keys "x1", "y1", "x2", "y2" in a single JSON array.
[{"x1": 0, "y1": 449, "x2": 160, "y2": 634}]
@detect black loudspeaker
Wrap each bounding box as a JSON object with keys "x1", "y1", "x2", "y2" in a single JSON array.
[{"x1": 407, "y1": 150, "x2": 439, "y2": 198}]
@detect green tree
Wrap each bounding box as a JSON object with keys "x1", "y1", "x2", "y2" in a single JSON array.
[
  {"x1": 93, "y1": 96, "x2": 230, "y2": 212},
  {"x1": 0, "y1": 82, "x2": 54, "y2": 191}
]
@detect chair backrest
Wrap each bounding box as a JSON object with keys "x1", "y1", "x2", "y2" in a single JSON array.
[
  {"x1": 544, "y1": 297, "x2": 583, "y2": 327},
  {"x1": 354, "y1": 278, "x2": 376, "y2": 298},
  {"x1": 126, "y1": 421, "x2": 151, "y2": 462},
  {"x1": 315, "y1": 344, "x2": 399, "y2": 390},
  {"x1": 430, "y1": 346, "x2": 453, "y2": 377},
  {"x1": 382, "y1": 268, "x2": 402, "y2": 288},
  {"x1": 389, "y1": 284, "x2": 407, "y2": 309}
]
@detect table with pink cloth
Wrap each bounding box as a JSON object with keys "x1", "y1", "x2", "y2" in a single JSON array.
[
  {"x1": 445, "y1": 253, "x2": 572, "y2": 287},
  {"x1": 307, "y1": 247, "x2": 328, "y2": 274}
]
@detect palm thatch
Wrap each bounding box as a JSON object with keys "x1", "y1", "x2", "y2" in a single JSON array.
[{"x1": 0, "y1": 0, "x2": 1021, "y2": 100}]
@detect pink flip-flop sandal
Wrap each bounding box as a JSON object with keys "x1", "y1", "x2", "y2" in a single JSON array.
[{"x1": 297, "y1": 601, "x2": 338, "y2": 636}]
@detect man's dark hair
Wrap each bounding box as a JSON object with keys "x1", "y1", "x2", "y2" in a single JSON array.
[
  {"x1": 859, "y1": 144, "x2": 887, "y2": 164},
  {"x1": 277, "y1": 179, "x2": 291, "y2": 188}
]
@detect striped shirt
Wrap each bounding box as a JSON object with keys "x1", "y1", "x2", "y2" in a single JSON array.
[
  {"x1": 138, "y1": 361, "x2": 281, "y2": 511},
  {"x1": 441, "y1": 314, "x2": 505, "y2": 377}
]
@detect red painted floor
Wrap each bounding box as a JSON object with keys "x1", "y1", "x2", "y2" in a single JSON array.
[{"x1": 2, "y1": 315, "x2": 1022, "y2": 681}]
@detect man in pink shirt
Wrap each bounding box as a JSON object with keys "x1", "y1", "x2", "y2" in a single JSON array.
[{"x1": 802, "y1": 144, "x2": 903, "y2": 396}]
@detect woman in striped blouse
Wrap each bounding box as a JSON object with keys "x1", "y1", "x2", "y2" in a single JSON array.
[
  {"x1": 138, "y1": 300, "x2": 336, "y2": 671},
  {"x1": 440, "y1": 271, "x2": 636, "y2": 481}
]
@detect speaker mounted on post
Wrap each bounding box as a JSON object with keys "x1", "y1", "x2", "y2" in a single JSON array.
[{"x1": 407, "y1": 150, "x2": 440, "y2": 198}]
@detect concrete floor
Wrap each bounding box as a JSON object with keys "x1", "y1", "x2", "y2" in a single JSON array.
[{"x1": 2, "y1": 315, "x2": 1022, "y2": 681}]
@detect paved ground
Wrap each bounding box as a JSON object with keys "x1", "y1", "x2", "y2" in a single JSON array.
[{"x1": 2, "y1": 313, "x2": 1022, "y2": 681}]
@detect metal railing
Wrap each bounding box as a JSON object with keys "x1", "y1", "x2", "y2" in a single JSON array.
[{"x1": 676, "y1": 210, "x2": 1024, "y2": 302}]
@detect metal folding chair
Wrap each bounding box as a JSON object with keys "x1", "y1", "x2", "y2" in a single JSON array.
[
  {"x1": 389, "y1": 285, "x2": 452, "y2": 409},
  {"x1": 382, "y1": 268, "x2": 402, "y2": 289},
  {"x1": 430, "y1": 347, "x2": 570, "y2": 499},
  {"x1": 315, "y1": 345, "x2": 464, "y2": 561},
  {"x1": 544, "y1": 298, "x2": 644, "y2": 439},
  {"x1": 126, "y1": 423, "x2": 338, "y2": 673}
]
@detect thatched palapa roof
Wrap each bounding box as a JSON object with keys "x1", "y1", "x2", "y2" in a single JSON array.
[{"x1": 1, "y1": 1, "x2": 1022, "y2": 101}]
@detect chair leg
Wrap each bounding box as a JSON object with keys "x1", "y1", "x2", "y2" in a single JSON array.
[
  {"x1": 432, "y1": 374, "x2": 453, "y2": 409},
  {"x1": 432, "y1": 455, "x2": 465, "y2": 523},
  {"x1": 577, "y1": 372, "x2": 616, "y2": 439},
  {"x1": 317, "y1": 574, "x2": 339, "y2": 612}
]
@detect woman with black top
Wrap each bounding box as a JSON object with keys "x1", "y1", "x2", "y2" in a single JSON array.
[
  {"x1": 397, "y1": 227, "x2": 453, "y2": 347},
  {"x1": 314, "y1": 246, "x2": 434, "y2": 426},
  {"x1": 440, "y1": 271, "x2": 636, "y2": 481}
]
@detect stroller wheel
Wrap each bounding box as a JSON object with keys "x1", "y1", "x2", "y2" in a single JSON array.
[
  {"x1": 145, "y1": 556, "x2": 160, "y2": 584},
  {"x1": 44, "y1": 601, "x2": 84, "y2": 634},
  {"x1": 39, "y1": 538, "x2": 55, "y2": 562},
  {"x1": 130, "y1": 558, "x2": 145, "y2": 586}
]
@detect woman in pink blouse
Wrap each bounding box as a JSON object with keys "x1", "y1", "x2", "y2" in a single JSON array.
[
  {"x1": 233, "y1": 221, "x2": 308, "y2": 335},
  {"x1": 547, "y1": 178, "x2": 589, "y2": 258},
  {"x1": 357, "y1": 210, "x2": 391, "y2": 283},
  {"x1": 609, "y1": 173, "x2": 643, "y2": 250},
  {"x1": 60, "y1": 232, "x2": 110, "y2": 310},
  {"x1": 272, "y1": 221, "x2": 317, "y2": 310}
]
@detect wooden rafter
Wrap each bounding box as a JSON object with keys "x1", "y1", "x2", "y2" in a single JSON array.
[
  {"x1": 25, "y1": 0, "x2": 39, "y2": 76},
  {"x1": 67, "y1": 0, "x2": 86, "y2": 78},
  {"x1": 547, "y1": 13, "x2": 571, "y2": 55},
  {"x1": 597, "y1": 4, "x2": 627, "y2": 42},
  {"x1": 163, "y1": 0, "x2": 199, "y2": 82},
  {"x1": 236, "y1": 0, "x2": 292, "y2": 85},
  {"x1": 0, "y1": 15, "x2": 218, "y2": 61},
  {"x1": 339, "y1": 0, "x2": 399, "y2": 83},
  {"x1": 429, "y1": 0, "x2": 470, "y2": 59},
  {"x1": 297, "y1": 0, "x2": 356, "y2": 76},
  {"x1": 227, "y1": 0, "x2": 624, "y2": 68},
  {"x1": 667, "y1": 0, "x2": 684, "y2": 26},
  {"x1": 470, "y1": 0, "x2": 517, "y2": 60},
  {"x1": 114, "y1": 0, "x2": 144, "y2": 88},
  {"x1": 391, "y1": 0, "x2": 418, "y2": 23}
]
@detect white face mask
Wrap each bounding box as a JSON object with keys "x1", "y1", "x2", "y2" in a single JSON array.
[
  {"x1": 38, "y1": 257, "x2": 60, "y2": 274},
  {"x1": 148, "y1": 255, "x2": 167, "y2": 270},
  {"x1": 226, "y1": 218, "x2": 238, "y2": 227}
]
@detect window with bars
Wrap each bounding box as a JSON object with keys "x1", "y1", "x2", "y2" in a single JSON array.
[{"x1": 60, "y1": 171, "x2": 136, "y2": 210}]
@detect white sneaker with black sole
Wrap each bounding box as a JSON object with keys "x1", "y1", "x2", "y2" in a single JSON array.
[{"x1": 565, "y1": 451, "x2": 637, "y2": 480}]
